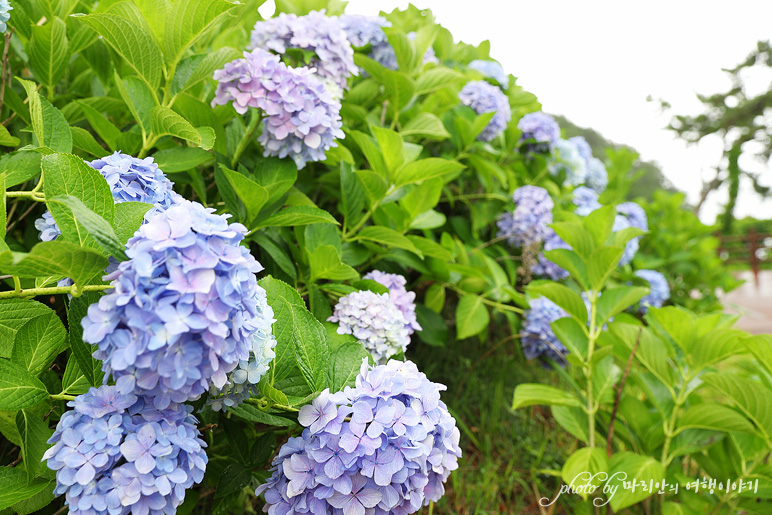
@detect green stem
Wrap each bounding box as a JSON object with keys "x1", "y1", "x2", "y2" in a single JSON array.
[
  {"x1": 138, "y1": 135, "x2": 161, "y2": 159},
  {"x1": 439, "y1": 193, "x2": 510, "y2": 203},
  {"x1": 0, "y1": 284, "x2": 112, "y2": 300},
  {"x1": 343, "y1": 204, "x2": 379, "y2": 241},
  {"x1": 50, "y1": 393, "x2": 76, "y2": 401},
  {"x1": 244, "y1": 397, "x2": 299, "y2": 412},
  {"x1": 660, "y1": 374, "x2": 694, "y2": 467},
  {"x1": 5, "y1": 191, "x2": 46, "y2": 202},
  {"x1": 586, "y1": 292, "x2": 599, "y2": 448},
  {"x1": 231, "y1": 110, "x2": 262, "y2": 168}
]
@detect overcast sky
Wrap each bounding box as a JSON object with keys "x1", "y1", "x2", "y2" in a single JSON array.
[{"x1": 339, "y1": 0, "x2": 772, "y2": 223}]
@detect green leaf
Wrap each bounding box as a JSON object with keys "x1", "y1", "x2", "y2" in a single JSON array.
[
  {"x1": 416, "y1": 304, "x2": 448, "y2": 347},
  {"x1": 702, "y1": 373, "x2": 772, "y2": 439},
  {"x1": 11, "y1": 311, "x2": 66, "y2": 376},
  {"x1": 594, "y1": 286, "x2": 648, "y2": 327},
  {"x1": 371, "y1": 126, "x2": 404, "y2": 179},
  {"x1": 0, "y1": 300, "x2": 53, "y2": 358},
  {"x1": 164, "y1": 0, "x2": 237, "y2": 65},
  {"x1": 401, "y1": 112, "x2": 451, "y2": 140},
  {"x1": 394, "y1": 158, "x2": 464, "y2": 188},
  {"x1": 551, "y1": 317, "x2": 589, "y2": 360},
  {"x1": 68, "y1": 292, "x2": 104, "y2": 388},
  {"x1": 180, "y1": 47, "x2": 242, "y2": 93},
  {"x1": 77, "y1": 101, "x2": 122, "y2": 150},
  {"x1": 512, "y1": 384, "x2": 581, "y2": 409},
  {"x1": 455, "y1": 294, "x2": 489, "y2": 340},
  {"x1": 16, "y1": 410, "x2": 51, "y2": 482},
  {"x1": 348, "y1": 130, "x2": 388, "y2": 176},
  {"x1": 583, "y1": 205, "x2": 616, "y2": 246},
  {"x1": 352, "y1": 226, "x2": 422, "y2": 257},
  {"x1": 17, "y1": 79, "x2": 72, "y2": 153},
  {"x1": 353, "y1": 54, "x2": 415, "y2": 110},
  {"x1": 561, "y1": 447, "x2": 608, "y2": 500},
  {"x1": 551, "y1": 222, "x2": 595, "y2": 259},
  {"x1": 0, "y1": 125, "x2": 18, "y2": 147},
  {"x1": 28, "y1": 17, "x2": 70, "y2": 88},
  {"x1": 677, "y1": 404, "x2": 756, "y2": 434},
  {"x1": 0, "y1": 468, "x2": 50, "y2": 511},
  {"x1": 587, "y1": 246, "x2": 625, "y2": 290},
  {"x1": 341, "y1": 162, "x2": 366, "y2": 226},
  {"x1": 114, "y1": 73, "x2": 156, "y2": 135},
  {"x1": 328, "y1": 340, "x2": 369, "y2": 392},
  {"x1": 0, "y1": 152, "x2": 41, "y2": 188},
  {"x1": 257, "y1": 206, "x2": 339, "y2": 229},
  {"x1": 647, "y1": 306, "x2": 695, "y2": 353},
  {"x1": 113, "y1": 202, "x2": 153, "y2": 245},
  {"x1": 73, "y1": 13, "x2": 163, "y2": 90},
  {"x1": 252, "y1": 157, "x2": 298, "y2": 209},
  {"x1": 285, "y1": 298, "x2": 330, "y2": 392},
  {"x1": 61, "y1": 356, "x2": 90, "y2": 396},
  {"x1": 528, "y1": 282, "x2": 587, "y2": 325},
  {"x1": 228, "y1": 403, "x2": 295, "y2": 427},
  {"x1": 70, "y1": 126, "x2": 107, "y2": 157},
  {"x1": 152, "y1": 147, "x2": 213, "y2": 173},
  {"x1": 0, "y1": 360, "x2": 49, "y2": 410},
  {"x1": 218, "y1": 166, "x2": 269, "y2": 225},
  {"x1": 552, "y1": 406, "x2": 589, "y2": 443},
  {"x1": 414, "y1": 66, "x2": 463, "y2": 94},
  {"x1": 42, "y1": 153, "x2": 114, "y2": 249},
  {"x1": 150, "y1": 106, "x2": 215, "y2": 149},
  {"x1": 0, "y1": 241, "x2": 108, "y2": 290},
  {"x1": 607, "y1": 452, "x2": 666, "y2": 511},
  {"x1": 309, "y1": 245, "x2": 358, "y2": 282},
  {"x1": 355, "y1": 170, "x2": 389, "y2": 206},
  {"x1": 48, "y1": 195, "x2": 127, "y2": 260},
  {"x1": 253, "y1": 233, "x2": 297, "y2": 282}
]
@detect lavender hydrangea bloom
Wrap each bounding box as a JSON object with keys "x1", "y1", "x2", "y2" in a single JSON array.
[
  {"x1": 43, "y1": 386, "x2": 207, "y2": 515},
  {"x1": 518, "y1": 112, "x2": 560, "y2": 149},
  {"x1": 549, "y1": 139, "x2": 588, "y2": 186},
  {"x1": 497, "y1": 185, "x2": 554, "y2": 248},
  {"x1": 617, "y1": 202, "x2": 648, "y2": 232},
  {"x1": 363, "y1": 270, "x2": 422, "y2": 335},
  {"x1": 573, "y1": 186, "x2": 602, "y2": 216},
  {"x1": 522, "y1": 297, "x2": 568, "y2": 362},
  {"x1": 613, "y1": 215, "x2": 639, "y2": 266},
  {"x1": 249, "y1": 11, "x2": 357, "y2": 91},
  {"x1": 468, "y1": 59, "x2": 509, "y2": 88},
  {"x1": 339, "y1": 14, "x2": 391, "y2": 48},
  {"x1": 212, "y1": 48, "x2": 344, "y2": 170},
  {"x1": 458, "y1": 80, "x2": 512, "y2": 141},
  {"x1": 256, "y1": 359, "x2": 462, "y2": 514},
  {"x1": 569, "y1": 136, "x2": 593, "y2": 162},
  {"x1": 36, "y1": 152, "x2": 182, "y2": 242},
  {"x1": 0, "y1": 0, "x2": 11, "y2": 33},
  {"x1": 328, "y1": 290, "x2": 410, "y2": 363},
  {"x1": 586, "y1": 157, "x2": 609, "y2": 193},
  {"x1": 82, "y1": 200, "x2": 274, "y2": 408},
  {"x1": 635, "y1": 270, "x2": 670, "y2": 313},
  {"x1": 532, "y1": 231, "x2": 570, "y2": 280}
]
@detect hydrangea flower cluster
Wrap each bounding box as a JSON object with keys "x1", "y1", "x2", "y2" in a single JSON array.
[
  {"x1": 613, "y1": 214, "x2": 639, "y2": 266},
  {"x1": 44, "y1": 386, "x2": 207, "y2": 515},
  {"x1": 549, "y1": 139, "x2": 588, "y2": 186},
  {"x1": 328, "y1": 290, "x2": 410, "y2": 363},
  {"x1": 249, "y1": 11, "x2": 357, "y2": 92},
  {"x1": 532, "y1": 231, "x2": 570, "y2": 280},
  {"x1": 522, "y1": 297, "x2": 568, "y2": 362},
  {"x1": 458, "y1": 80, "x2": 512, "y2": 141},
  {"x1": 213, "y1": 48, "x2": 344, "y2": 169},
  {"x1": 0, "y1": 0, "x2": 11, "y2": 33},
  {"x1": 497, "y1": 185, "x2": 554, "y2": 248},
  {"x1": 371, "y1": 31, "x2": 438, "y2": 71},
  {"x1": 35, "y1": 152, "x2": 183, "y2": 242},
  {"x1": 339, "y1": 14, "x2": 391, "y2": 48},
  {"x1": 363, "y1": 270, "x2": 422, "y2": 335},
  {"x1": 468, "y1": 59, "x2": 509, "y2": 88},
  {"x1": 256, "y1": 359, "x2": 462, "y2": 515},
  {"x1": 614, "y1": 201, "x2": 647, "y2": 266},
  {"x1": 585, "y1": 157, "x2": 609, "y2": 193},
  {"x1": 573, "y1": 186, "x2": 602, "y2": 216},
  {"x1": 635, "y1": 269, "x2": 670, "y2": 313},
  {"x1": 518, "y1": 112, "x2": 561, "y2": 150},
  {"x1": 82, "y1": 200, "x2": 275, "y2": 408},
  {"x1": 570, "y1": 136, "x2": 593, "y2": 162}
]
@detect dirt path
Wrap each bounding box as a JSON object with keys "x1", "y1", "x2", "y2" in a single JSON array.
[{"x1": 721, "y1": 271, "x2": 772, "y2": 334}]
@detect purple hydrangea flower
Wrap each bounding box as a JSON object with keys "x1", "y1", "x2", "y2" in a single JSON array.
[
  {"x1": 43, "y1": 386, "x2": 207, "y2": 515},
  {"x1": 36, "y1": 152, "x2": 183, "y2": 242},
  {"x1": 458, "y1": 80, "x2": 512, "y2": 141},
  {"x1": 0, "y1": 0, "x2": 11, "y2": 33},
  {"x1": 635, "y1": 270, "x2": 670, "y2": 313},
  {"x1": 532, "y1": 230, "x2": 570, "y2": 280},
  {"x1": 256, "y1": 359, "x2": 462, "y2": 514},
  {"x1": 617, "y1": 202, "x2": 648, "y2": 232},
  {"x1": 613, "y1": 215, "x2": 639, "y2": 266},
  {"x1": 249, "y1": 11, "x2": 357, "y2": 92},
  {"x1": 82, "y1": 200, "x2": 274, "y2": 408},
  {"x1": 363, "y1": 270, "x2": 422, "y2": 335},
  {"x1": 328, "y1": 290, "x2": 410, "y2": 363},
  {"x1": 212, "y1": 48, "x2": 345, "y2": 170},
  {"x1": 549, "y1": 139, "x2": 588, "y2": 186},
  {"x1": 585, "y1": 157, "x2": 608, "y2": 193},
  {"x1": 522, "y1": 297, "x2": 568, "y2": 362},
  {"x1": 573, "y1": 186, "x2": 602, "y2": 216},
  {"x1": 569, "y1": 136, "x2": 593, "y2": 162},
  {"x1": 468, "y1": 59, "x2": 509, "y2": 88},
  {"x1": 339, "y1": 14, "x2": 391, "y2": 48},
  {"x1": 497, "y1": 185, "x2": 554, "y2": 248},
  {"x1": 518, "y1": 112, "x2": 561, "y2": 149}
]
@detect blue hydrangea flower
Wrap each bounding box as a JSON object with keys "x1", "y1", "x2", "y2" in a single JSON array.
[
  {"x1": 573, "y1": 186, "x2": 602, "y2": 216},
  {"x1": 363, "y1": 270, "x2": 422, "y2": 335},
  {"x1": 617, "y1": 202, "x2": 648, "y2": 232},
  {"x1": 613, "y1": 215, "x2": 639, "y2": 266},
  {"x1": 518, "y1": 112, "x2": 560, "y2": 149},
  {"x1": 339, "y1": 14, "x2": 391, "y2": 48},
  {"x1": 458, "y1": 80, "x2": 512, "y2": 142},
  {"x1": 213, "y1": 48, "x2": 345, "y2": 170},
  {"x1": 256, "y1": 359, "x2": 462, "y2": 514},
  {"x1": 585, "y1": 157, "x2": 608, "y2": 193},
  {"x1": 468, "y1": 59, "x2": 509, "y2": 88},
  {"x1": 569, "y1": 136, "x2": 593, "y2": 162},
  {"x1": 522, "y1": 297, "x2": 568, "y2": 362},
  {"x1": 249, "y1": 11, "x2": 357, "y2": 92},
  {"x1": 635, "y1": 270, "x2": 670, "y2": 313},
  {"x1": 549, "y1": 139, "x2": 588, "y2": 186},
  {"x1": 43, "y1": 386, "x2": 207, "y2": 515},
  {"x1": 328, "y1": 290, "x2": 410, "y2": 363},
  {"x1": 0, "y1": 0, "x2": 11, "y2": 33},
  {"x1": 532, "y1": 231, "x2": 570, "y2": 280},
  {"x1": 82, "y1": 200, "x2": 274, "y2": 408},
  {"x1": 497, "y1": 185, "x2": 554, "y2": 248},
  {"x1": 36, "y1": 152, "x2": 183, "y2": 242}
]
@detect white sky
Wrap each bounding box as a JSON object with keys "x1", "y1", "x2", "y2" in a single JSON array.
[{"x1": 338, "y1": 0, "x2": 772, "y2": 223}]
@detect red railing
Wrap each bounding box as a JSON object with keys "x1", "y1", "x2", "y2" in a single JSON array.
[{"x1": 717, "y1": 229, "x2": 772, "y2": 286}]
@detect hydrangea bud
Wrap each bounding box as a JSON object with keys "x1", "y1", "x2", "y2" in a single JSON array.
[
  {"x1": 522, "y1": 297, "x2": 568, "y2": 362},
  {"x1": 82, "y1": 200, "x2": 275, "y2": 408},
  {"x1": 0, "y1": 0, "x2": 12, "y2": 33},
  {"x1": 249, "y1": 11, "x2": 357, "y2": 92},
  {"x1": 518, "y1": 112, "x2": 560, "y2": 150},
  {"x1": 635, "y1": 270, "x2": 670, "y2": 313},
  {"x1": 363, "y1": 270, "x2": 422, "y2": 335},
  {"x1": 468, "y1": 59, "x2": 509, "y2": 88},
  {"x1": 43, "y1": 386, "x2": 207, "y2": 515},
  {"x1": 256, "y1": 359, "x2": 462, "y2": 514},
  {"x1": 497, "y1": 185, "x2": 554, "y2": 248},
  {"x1": 550, "y1": 139, "x2": 588, "y2": 186},
  {"x1": 458, "y1": 80, "x2": 512, "y2": 141},
  {"x1": 212, "y1": 48, "x2": 345, "y2": 169},
  {"x1": 532, "y1": 231, "x2": 570, "y2": 280},
  {"x1": 328, "y1": 290, "x2": 410, "y2": 363}
]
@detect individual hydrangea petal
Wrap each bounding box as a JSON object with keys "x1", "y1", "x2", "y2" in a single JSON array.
[
  {"x1": 518, "y1": 112, "x2": 560, "y2": 151},
  {"x1": 0, "y1": 0, "x2": 11, "y2": 33},
  {"x1": 212, "y1": 48, "x2": 345, "y2": 169},
  {"x1": 45, "y1": 387, "x2": 207, "y2": 515},
  {"x1": 249, "y1": 10, "x2": 357, "y2": 92},
  {"x1": 549, "y1": 139, "x2": 588, "y2": 186},
  {"x1": 82, "y1": 200, "x2": 275, "y2": 407},
  {"x1": 635, "y1": 270, "x2": 670, "y2": 313},
  {"x1": 362, "y1": 270, "x2": 422, "y2": 335},
  {"x1": 468, "y1": 59, "x2": 509, "y2": 88},
  {"x1": 328, "y1": 290, "x2": 410, "y2": 363},
  {"x1": 532, "y1": 231, "x2": 570, "y2": 280},
  {"x1": 256, "y1": 359, "x2": 462, "y2": 514},
  {"x1": 522, "y1": 297, "x2": 569, "y2": 362},
  {"x1": 497, "y1": 185, "x2": 554, "y2": 248},
  {"x1": 458, "y1": 80, "x2": 512, "y2": 141}
]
